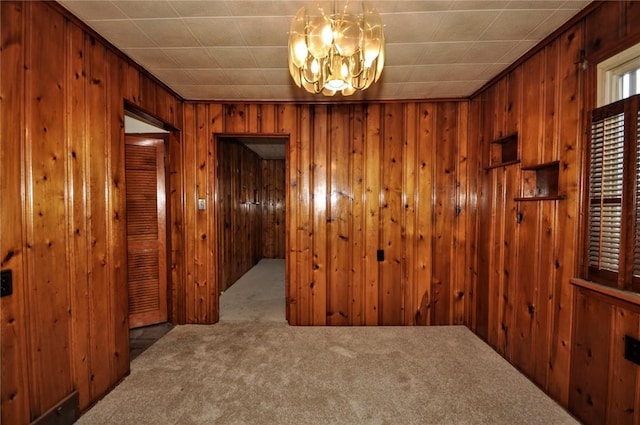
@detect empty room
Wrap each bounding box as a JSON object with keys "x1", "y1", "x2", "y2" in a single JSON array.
[{"x1": 2, "y1": 1, "x2": 640, "y2": 424}]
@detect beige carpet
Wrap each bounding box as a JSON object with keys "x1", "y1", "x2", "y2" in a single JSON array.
[
  {"x1": 79, "y1": 261, "x2": 577, "y2": 424},
  {"x1": 219, "y1": 259, "x2": 286, "y2": 323},
  {"x1": 77, "y1": 322, "x2": 578, "y2": 425}
]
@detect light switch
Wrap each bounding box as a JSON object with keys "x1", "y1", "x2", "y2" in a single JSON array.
[{"x1": 198, "y1": 199, "x2": 206, "y2": 210}]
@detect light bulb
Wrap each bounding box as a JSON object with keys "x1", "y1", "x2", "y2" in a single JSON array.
[
  {"x1": 311, "y1": 59, "x2": 320, "y2": 74},
  {"x1": 321, "y1": 24, "x2": 333, "y2": 46},
  {"x1": 294, "y1": 40, "x2": 308, "y2": 64}
]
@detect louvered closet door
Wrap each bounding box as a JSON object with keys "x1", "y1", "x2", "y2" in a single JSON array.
[{"x1": 125, "y1": 136, "x2": 167, "y2": 328}]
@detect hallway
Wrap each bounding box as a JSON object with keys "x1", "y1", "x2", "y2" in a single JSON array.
[{"x1": 219, "y1": 259, "x2": 286, "y2": 322}]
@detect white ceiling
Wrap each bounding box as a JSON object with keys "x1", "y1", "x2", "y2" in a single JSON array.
[{"x1": 58, "y1": 0, "x2": 592, "y2": 102}]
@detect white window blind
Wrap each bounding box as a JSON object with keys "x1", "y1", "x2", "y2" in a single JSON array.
[
  {"x1": 588, "y1": 94, "x2": 640, "y2": 291},
  {"x1": 589, "y1": 112, "x2": 624, "y2": 273}
]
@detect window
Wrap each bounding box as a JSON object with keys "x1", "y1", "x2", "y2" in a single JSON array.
[
  {"x1": 588, "y1": 94, "x2": 640, "y2": 291},
  {"x1": 618, "y1": 67, "x2": 640, "y2": 100},
  {"x1": 597, "y1": 44, "x2": 640, "y2": 106}
]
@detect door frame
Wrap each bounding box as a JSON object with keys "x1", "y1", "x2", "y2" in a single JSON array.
[
  {"x1": 213, "y1": 133, "x2": 290, "y2": 323},
  {"x1": 123, "y1": 103, "x2": 178, "y2": 326}
]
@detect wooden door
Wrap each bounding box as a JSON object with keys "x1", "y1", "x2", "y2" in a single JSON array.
[{"x1": 125, "y1": 135, "x2": 168, "y2": 328}]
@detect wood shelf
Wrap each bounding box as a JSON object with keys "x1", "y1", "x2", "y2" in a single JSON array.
[
  {"x1": 485, "y1": 159, "x2": 520, "y2": 170},
  {"x1": 520, "y1": 160, "x2": 560, "y2": 171},
  {"x1": 517, "y1": 160, "x2": 562, "y2": 200},
  {"x1": 514, "y1": 195, "x2": 566, "y2": 202},
  {"x1": 489, "y1": 133, "x2": 518, "y2": 168}
]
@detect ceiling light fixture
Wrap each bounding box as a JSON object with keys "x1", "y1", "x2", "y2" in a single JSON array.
[{"x1": 287, "y1": 1, "x2": 385, "y2": 96}]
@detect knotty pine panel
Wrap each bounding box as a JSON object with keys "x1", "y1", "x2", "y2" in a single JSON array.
[
  {"x1": 311, "y1": 105, "x2": 330, "y2": 325},
  {"x1": 534, "y1": 201, "x2": 556, "y2": 389},
  {"x1": 139, "y1": 74, "x2": 157, "y2": 116},
  {"x1": 402, "y1": 103, "x2": 418, "y2": 326},
  {"x1": 568, "y1": 287, "x2": 640, "y2": 425},
  {"x1": 194, "y1": 103, "x2": 213, "y2": 322},
  {"x1": 414, "y1": 103, "x2": 434, "y2": 326},
  {"x1": 327, "y1": 105, "x2": 351, "y2": 325},
  {"x1": 25, "y1": 3, "x2": 74, "y2": 416},
  {"x1": 472, "y1": 95, "x2": 490, "y2": 341},
  {"x1": 466, "y1": 3, "x2": 640, "y2": 422},
  {"x1": 261, "y1": 159, "x2": 286, "y2": 259},
  {"x1": 216, "y1": 139, "x2": 263, "y2": 292},
  {"x1": 569, "y1": 289, "x2": 612, "y2": 425},
  {"x1": 511, "y1": 201, "x2": 538, "y2": 377},
  {"x1": 380, "y1": 103, "x2": 404, "y2": 325},
  {"x1": 470, "y1": 19, "x2": 584, "y2": 412},
  {"x1": 462, "y1": 101, "x2": 478, "y2": 330},
  {"x1": 519, "y1": 52, "x2": 544, "y2": 167},
  {"x1": 108, "y1": 47, "x2": 130, "y2": 388},
  {"x1": 454, "y1": 103, "x2": 471, "y2": 326},
  {"x1": 607, "y1": 305, "x2": 639, "y2": 425},
  {"x1": 363, "y1": 104, "x2": 382, "y2": 326},
  {"x1": 1, "y1": 2, "x2": 184, "y2": 422},
  {"x1": 0, "y1": 2, "x2": 31, "y2": 424},
  {"x1": 183, "y1": 101, "x2": 472, "y2": 327},
  {"x1": 542, "y1": 39, "x2": 560, "y2": 166},
  {"x1": 432, "y1": 102, "x2": 458, "y2": 325},
  {"x1": 67, "y1": 18, "x2": 93, "y2": 413},
  {"x1": 85, "y1": 33, "x2": 115, "y2": 403},
  {"x1": 584, "y1": 0, "x2": 626, "y2": 63},
  {"x1": 179, "y1": 104, "x2": 196, "y2": 324},
  {"x1": 290, "y1": 105, "x2": 311, "y2": 325},
  {"x1": 169, "y1": 115, "x2": 187, "y2": 325},
  {"x1": 350, "y1": 104, "x2": 366, "y2": 325},
  {"x1": 549, "y1": 23, "x2": 583, "y2": 405}
]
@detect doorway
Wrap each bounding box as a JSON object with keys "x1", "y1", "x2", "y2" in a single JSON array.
[
  {"x1": 124, "y1": 113, "x2": 171, "y2": 330},
  {"x1": 215, "y1": 135, "x2": 287, "y2": 322}
]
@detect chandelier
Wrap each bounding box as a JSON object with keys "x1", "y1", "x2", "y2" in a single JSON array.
[{"x1": 287, "y1": 1, "x2": 385, "y2": 96}]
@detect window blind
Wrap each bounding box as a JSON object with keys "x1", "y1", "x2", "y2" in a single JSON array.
[{"x1": 589, "y1": 112, "x2": 624, "y2": 274}]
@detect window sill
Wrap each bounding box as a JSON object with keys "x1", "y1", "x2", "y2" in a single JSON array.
[{"x1": 570, "y1": 277, "x2": 640, "y2": 307}]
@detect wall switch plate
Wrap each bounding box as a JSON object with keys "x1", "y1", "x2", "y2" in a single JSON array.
[
  {"x1": 198, "y1": 199, "x2": 206, "y2": 210},
  {"x1": 1, "y1": 269, "x2": 12, "y2": 297},
  {"x1": 625, "y1": 335, "x2": 640, "y2": 365},
  {"x1": 377, "y1": 249, "x2": 384, "y2": 262}
]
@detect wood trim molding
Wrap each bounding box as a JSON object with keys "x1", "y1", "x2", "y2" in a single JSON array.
[{"x1": 570, "y1": 277, "x2": 640, "y2": 307}]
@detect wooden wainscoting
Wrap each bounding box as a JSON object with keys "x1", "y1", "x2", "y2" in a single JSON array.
[{"x1": 570, "y1": 284, "x2": 640, "y2": 425}]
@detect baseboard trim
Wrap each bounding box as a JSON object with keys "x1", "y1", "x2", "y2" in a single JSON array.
[{"x1": 30, "y1": 391, "x2": 79, "y2": 425}]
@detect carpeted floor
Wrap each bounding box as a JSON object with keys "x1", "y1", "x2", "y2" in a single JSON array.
[
  {"x1": 77, "y1": 260, "x2": 578, "y2": 424},
  {"x1": 219, "y1": 259, "x2": 286, "y2": 322},
  {"x1": 79, "y1": 324, "x2": 577, "y2": 425}
]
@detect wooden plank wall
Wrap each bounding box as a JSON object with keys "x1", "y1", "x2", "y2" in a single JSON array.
[
  {"x1": 569, "y1": 288, "x2": 640, "y2": 425},
  {"x1": 569, "y1": 2, "x2": 640, "y2": 425},
  {"x1": 262, "y1": 159, "x2": 286, "y2": 259},
  {"x1": 0, "y1": 2, "x2": 183, "y2": 423},
  {"x1": 470, "y1": 18, "x2": 583, "y2": 410},
  {"x1": 8, "y1": 1, "x2": 640, "y2": 424},
  {"x1": 216, "y1": 140, "x2": 263, "y2": 291},
  {"x1": 182, "y1": 102, "x2": 474, "y2": 326},
  {"x1": 469, "y1": 1, "x2": 640, "y2": 421}
]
